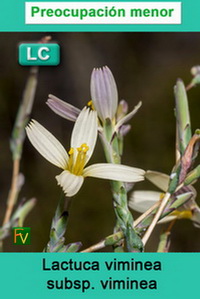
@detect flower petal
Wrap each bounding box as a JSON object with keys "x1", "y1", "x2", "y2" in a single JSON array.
[
  {"x1": 47, "y1": 94, "x2": 80, "y2": 122},
  {"x1": 115, "y1": 101, "x2": 142, "y2": 132},
  {"x1": 129, "y1": 190, "x2": 162, "y2": 213},
  {"x1": 83, "y1": 163, "x2": 144, "y2": 182},
  {"x1": 70, "y1": 107, "x2": 98, "y2": 164},
  {"x1": 145, "y1": 170, "x2": 170, "y2": 192},
  {"x1": 56, "y1": 170, "x2": 84, "y2": 197},
  {"x1": 90, "y1": 66, "x2": 118, "y2": 121},
  {"x1": 26, "y1": 120, "x2": 68, "y2": 169}
]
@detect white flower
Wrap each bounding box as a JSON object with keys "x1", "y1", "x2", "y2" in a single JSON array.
[{"x1": 26, "y1": 107, "x2": 144, "y2": 197}]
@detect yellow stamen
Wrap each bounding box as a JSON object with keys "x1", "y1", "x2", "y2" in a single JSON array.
[
  {"x1": 68, "y1": 148, "x2": 74, "y2": 155},
  {"x1": 68, "y1": 143, "x2": 89, "y2": 175},
  {"x1": 77, "y1": 143, "x2": 89, "y2": 153},
  {"x1": 68, "y1": 147, "x2": 74, "y2": 172},
  {"x1": 87, "y1": 100, "x2": 94, "y2": 110}
]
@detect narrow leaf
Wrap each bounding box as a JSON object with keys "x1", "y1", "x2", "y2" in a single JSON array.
[{"x1": 174, "y1": 79, "x2": 192, "y2": 155}]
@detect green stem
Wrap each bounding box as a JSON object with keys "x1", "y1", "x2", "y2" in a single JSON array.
[{"x1": 101, "y1": 121, "x2": 143, "y2": 252}]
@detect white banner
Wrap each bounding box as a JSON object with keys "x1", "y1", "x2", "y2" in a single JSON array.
[{"x1": 25, "y1": 2, "x2": 181, "y2": 25}]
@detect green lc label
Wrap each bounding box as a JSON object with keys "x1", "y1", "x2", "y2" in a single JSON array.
[{"x1": 18, "y1": 43, "x2": 60, "y2": 66}]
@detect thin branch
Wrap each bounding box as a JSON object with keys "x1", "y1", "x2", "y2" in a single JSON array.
[
  {"x1": 142, "y1": 192, "x2": 171, "y2": 245},
  {"x1": 134, "y1": 200, "x2": 160, "y2": 227},
  {"x1": 186, "y1": 83, "x2": 194, "y2": 91},
  {"x1": 2, "y1": 66, "x2": 38, "y2": 226},
  {"x1": 3, "y1": 159, "x2": 20, "y2": 225},
  {"x1": 81, "y1": 240, "x2": 105, "y2": 253}
]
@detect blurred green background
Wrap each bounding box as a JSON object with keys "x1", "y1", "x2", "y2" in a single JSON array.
[{"x1": 0, "y1": 32, "x2": 200, "y2": 252}]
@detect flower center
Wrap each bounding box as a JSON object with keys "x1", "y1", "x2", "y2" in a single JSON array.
[{"x1": 68, "y1": 143, "x2": 89, "y2": 175}]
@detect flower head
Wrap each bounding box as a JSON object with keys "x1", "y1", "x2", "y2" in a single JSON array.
[
  {"x1": 26, "y1": 107, "x2": 144, "y2": 197},
  {"x1": 90, "y1": 66, "x2": 118, "y2": 122}
]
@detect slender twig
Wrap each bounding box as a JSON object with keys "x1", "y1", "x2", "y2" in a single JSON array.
[
  {"x1": 81, "y1": 240, "x2": 105, "y2": 253},
  {"x1": 3, "y1": 160, "x2": 20, "y2": 225},
  {"x1": 2, "y1": 67, "x2": 39, "y2": 228},
  {"x1": 142, "y1": 192, "x2": 171, "y2": 245},
  {"x1": 166, "y1": 218, "x2": 176, "y2": 233},
  {"x1": 134, "y1": 200, "x2": 160, "y2": 227},
  {"x1": 186, "y1": 83, "x2": 194, "y2": 91},
  {"x1": 2, "y1": 67, "x2": 38, "y2": 226}
]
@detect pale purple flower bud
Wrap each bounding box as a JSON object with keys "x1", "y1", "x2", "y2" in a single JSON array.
[
  {"x1": 117, "y1": 100, "x2": 129, "y2": 121},
  {"x1": 115, "y1": 101, "x2": 142, "y2": 133},
  {"x1": 90, "y1": 66, "x2": 118, "y2": 122}
]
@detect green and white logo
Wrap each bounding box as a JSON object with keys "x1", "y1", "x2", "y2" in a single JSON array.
[
  {"x1": 12, "y1": 227, "x2": 31, "y2": 245},
  {"x1": 18, "y1": 43, "x2": 60, "y2": 66}
]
